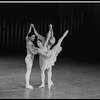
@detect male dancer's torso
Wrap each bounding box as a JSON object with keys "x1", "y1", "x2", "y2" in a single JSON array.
[{"x1": 26, "y1": 37, "x2": 38, "y2": 61}]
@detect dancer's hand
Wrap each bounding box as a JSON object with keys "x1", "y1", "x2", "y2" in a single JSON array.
[
  {"x1": 32, "y1": 51, "x2": 37, "y2": 55},
  {"x1": 30, "y1": 23, "x2": 33, "y2": 26},
  {"x1": 49, "y1": 24, "x2": 52, "y2": 29},
  {"x1": 28, "y1": 24, "x2": 33, "y2": 33},
  {"x1": 31, "y1": 24, "x2": 35, "y2": 28},
  {"x1": 30, "y1": 23, "x2": 33, "y2": 28},
  {"x1": 32, "y1": 48, "x2": 38, "y2": 55}
]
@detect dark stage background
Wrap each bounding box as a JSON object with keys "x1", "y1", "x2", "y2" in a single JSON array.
[{"x1": 0, "y1": 3, "x2": 100, "y2": 61}]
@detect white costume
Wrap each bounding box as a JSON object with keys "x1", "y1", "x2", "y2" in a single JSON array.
[
  {"x1": 37, "y1": 24, "x2": 56, "y2": 89},
  {"x1": 38, "y1": 30, "x2": 68, "y2": 90},
  {"x1": 39, "y1": 30, "x2": 68, "y2": 70}
]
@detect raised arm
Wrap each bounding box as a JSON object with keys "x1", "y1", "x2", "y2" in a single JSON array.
[
  {"x1": 31, "y1": 24, "x2": 44, "y2": 39},
  {"x1": 25, "y1": 24, "x2": 33, "y2": 41},
  {"x1": 31, "y1": 24, "x2": 38, "y2": 36},
  {"x1": 28, "y1": 24, "x2": 33, "y2": 34},
  {"x1": 44, "y1": 24, "x2": 53, "y2": 47},
  {"x1": 49, "y1": 24, "x2": 55, "y2": 44}
]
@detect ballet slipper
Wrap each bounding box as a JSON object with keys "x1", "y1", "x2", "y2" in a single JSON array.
[
  {"x1": 48, "y1": 80, "x2": 54, "y2": 90},
  {"x1": 51, "y1": 81, "x2": 54, "y2": 85},
  {"x1": 48, "y1": 83, "x2": 51, "y2": 90},
  {"x1": 39, "y1": 84, "x2": 45, "y2": 88},
  {"x1": 25, "y1": 84, "x2": 33, "y2": 89},
  {"x1": 63, "y1": 30, "x2": 68, "y2": 37}
]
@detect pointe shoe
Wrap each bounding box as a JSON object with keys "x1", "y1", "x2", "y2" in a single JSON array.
[
  {"x1": 48, "y1": 81, "x2": 54, "y2": 90},
  {"x1": 25, "y1": 84, "x2": 33, "y2": 89},
  {"x1": 39, "y1": 84, "x2": 45, "y2": 88},
  {"x1": 63, "y1": 30, "x2": 68, "y2": 37},
  {"x1": 51, "y1": 81, "x2": 54, "y2": 85},
  {"x1": 48, "y1": 84, "x2": 51, "y2": 90}
]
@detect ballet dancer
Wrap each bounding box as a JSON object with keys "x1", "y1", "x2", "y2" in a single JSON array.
[
  {"x1": 35, "y1": 24, "x2": 55, "y2": 89},
  {"x1": 31, "y1": 24, "x2": 55, "y2": 89},
  {"x1": 25, "y1": 24, "x2": 38, "y2": 89},
  {"x1": 37, "y1": 29, "x2": 68, "y2": 90},
  {"x1": 37, "y1": 24, "x2": 56, "y2": 89}
]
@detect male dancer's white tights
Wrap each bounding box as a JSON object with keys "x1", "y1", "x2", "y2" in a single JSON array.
[{"x1": 25, "y1": 55, "x2": 34, "y2": 89}]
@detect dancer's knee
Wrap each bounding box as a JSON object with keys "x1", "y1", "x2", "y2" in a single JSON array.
[
  {"x1": 41, "y1": 69, "x2": 45, "y2": 74},
  {"x1": 47, "y1": 67, "x2": 52, "y2": 73},
  {"x1": 26, "y1": 64, "x2": 32, "y2": 72}
]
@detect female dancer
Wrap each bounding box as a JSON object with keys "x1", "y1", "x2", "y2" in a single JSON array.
[
  {"x1": 32, "y1": 24, "x2": 56, "y2": 89},
  {"x1": 37, "y1": 30, "x2": 68, "y2": 90},
  {"x1": 33, "y1": 24, "x2": 55, "y2": 89}
]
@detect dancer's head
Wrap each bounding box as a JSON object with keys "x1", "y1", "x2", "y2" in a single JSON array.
[
  {"x1": 37, "y1": 40, "x2": 43, "y2": 48},
  {"x1": 28, "y1": 33, "x2": 35, "y2": 41}
]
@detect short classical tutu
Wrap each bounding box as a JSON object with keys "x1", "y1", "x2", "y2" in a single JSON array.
[{"x1": 47, "y1": 45, "x2": 62, "y2": 69}]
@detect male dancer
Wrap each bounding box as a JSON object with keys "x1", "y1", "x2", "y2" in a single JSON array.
[{"x1": 25, "y1": 24, "x2": 38, "y2": 89}]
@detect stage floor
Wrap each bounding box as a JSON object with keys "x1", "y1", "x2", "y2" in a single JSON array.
[{"x1": 0, "y1": 55, "x2": 100, "y2": 99}]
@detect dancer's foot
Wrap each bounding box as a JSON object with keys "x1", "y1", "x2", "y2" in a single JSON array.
[
  {"x1": 63, "y1": 30, "x2": 68, "y2": 37},
  {"x1": 25, "y1": 84, "x2": 33, "y2": 89},
  {"x1": 48, "y1": 81, "x2": 54, "y2": 90},
  {"x1": 39, "y1": 84, "x2": 45, "y2": 88},
  {"x1": 51, "y1": 81, "x2": 54, "y2": 85}
]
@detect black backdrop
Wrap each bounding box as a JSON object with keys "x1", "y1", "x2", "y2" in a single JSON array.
[{"x1": 0, "y1": 3, "x2": 100, "y2": 59}]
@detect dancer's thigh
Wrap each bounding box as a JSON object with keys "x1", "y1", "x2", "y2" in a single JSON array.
[{"x1": 25, "y1": 55, "x2": 33, "y2": 67}]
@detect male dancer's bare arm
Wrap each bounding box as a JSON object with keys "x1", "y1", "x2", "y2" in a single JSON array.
[
  {"x1": 32, "y1": 24, "x2": 45, "y2": 40},
  {"x1": 25, "y1": 24, "x2": 33, "y2": 41},
  {"x1": 28, "y1": 24, "x2": 33, "y2": 34},
  {"x1": 28, "y1": 43, "x2": 38, "y2": 54}
]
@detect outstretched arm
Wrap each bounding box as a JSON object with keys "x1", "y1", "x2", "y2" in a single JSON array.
[
  {"x1": 25, "y1": 24, "x2": 33, "y2": 41},
  {"x1": 44, "y1": 24, "x2": 53, "y2": 47},
  {"x1": 28, "y1": 24, "x2": 33, "y2": 34},
  {"x1": 31, "y1": 24, "x2": 39, "y2": 36}
]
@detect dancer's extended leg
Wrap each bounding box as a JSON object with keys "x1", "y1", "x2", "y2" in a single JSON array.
[{"x1": 57, "y1": 30, "x2": 68, "y2": 46}]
